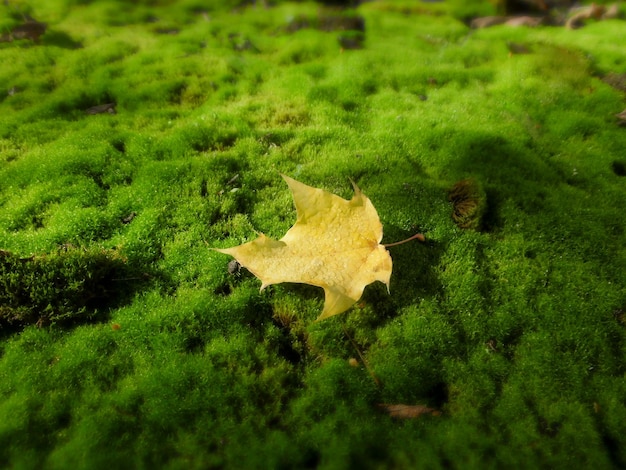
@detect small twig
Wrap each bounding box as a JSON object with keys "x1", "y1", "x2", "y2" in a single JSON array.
[
  {"x1": 383, "y1": 232, "x2": 425, "y2": 248},
  {"x1": 341, "y1": 323, "x2": 381, "y2": 387}
]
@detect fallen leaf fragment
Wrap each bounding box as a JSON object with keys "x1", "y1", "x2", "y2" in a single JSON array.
[
  {"x1": 470, "y1": 16, "x2": 508, "y2": 29},
  {"x1": 86, "y1": 103, "x2": 117, "y2": 115},
  {"x1": 603, "y1": 3, "x2": 621, "y2": 20},
  {"x1": 504, "y1": 15, "x2": 544, "y2": 27},
  {"x1": 0, "y1": 19, "x2": 47, "y2": 43},
  {"x1": 602, "y1": 73, "x2": 626, "y2": 93},
  {"x1": 378, "y1": 404, "x2": 441, "y2": 419},
  {"x1": 471, "y1": 15, "x2": 544, "y2": 28},
  {"x1": 215, "y1": 175, "x2": 392, "y2": 321},
  {"x1": 566, "y1": 3, "x2": 605, "y2": 29},
  {"x1": 470, "y1": 2, "x2": 621, "y2": 30}
]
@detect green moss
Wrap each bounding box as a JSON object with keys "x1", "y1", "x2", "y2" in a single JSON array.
[
  {"x1": 1, "y1": 0, "x2": 626, "y2": 468},
  {"x1": 0, "y1": 246, "x2": 140, "y2": 327}
]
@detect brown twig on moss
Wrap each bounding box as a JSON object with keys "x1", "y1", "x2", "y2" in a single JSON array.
[{"x1": 341, "y1": 322, "x2": 381, "y2": 387}]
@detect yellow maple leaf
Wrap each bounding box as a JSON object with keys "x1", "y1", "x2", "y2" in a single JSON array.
[{"x1": 215, "y1": 175, "x2": 393, "y2": 320}]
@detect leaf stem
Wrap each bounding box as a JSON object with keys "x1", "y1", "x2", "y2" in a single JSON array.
[{"x1": 383, "y1": 232, "x2": 425, "y2": 248}]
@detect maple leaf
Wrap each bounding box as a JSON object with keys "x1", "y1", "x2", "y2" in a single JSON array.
[{"x1": 215, "y1": 175, "x2": 392, "y2": 320}]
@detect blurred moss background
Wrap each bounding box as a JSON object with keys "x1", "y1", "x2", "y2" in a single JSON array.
[{"x1": 1, "y1": 0, "x2": 625, "y2": 468}]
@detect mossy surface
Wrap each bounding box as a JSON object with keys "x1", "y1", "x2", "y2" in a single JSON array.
[{"x1": 1, "y1": 1, "x2": 626, "y2": 468}]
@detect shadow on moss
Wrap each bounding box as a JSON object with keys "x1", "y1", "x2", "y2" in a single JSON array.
[
  {"x1": 43, "y1": 30, "x2": 83, "y2": 49},
  {"x1": 382, "y1": 226, "x2": 444, "y2": 309},
  {"x1": 0, "y1": 246, "x2": 156, "y2": 331},
  {"x1": 448, "y1": 132, "x2": 560, "y2": 229}
]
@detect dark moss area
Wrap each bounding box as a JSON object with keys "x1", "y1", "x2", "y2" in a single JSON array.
[
  {"x1": 1, "y1": 0, "x2": 626, "y2": 468},
  {"x1": 0, "y1": 246, "x2": 141, "y2": 328}
]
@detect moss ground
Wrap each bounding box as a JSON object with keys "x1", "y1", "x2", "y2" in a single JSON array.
[{"x1": 1, "y1": 0, "x2": 626, "y2": 468}]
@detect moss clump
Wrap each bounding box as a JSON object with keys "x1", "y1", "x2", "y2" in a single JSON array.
[
  {"x1": 448, "y1": 178, "x2": 487, "y2": 230},
  {"x1": 0, "y1": 246, "x2": 133, "y2": 327}
]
